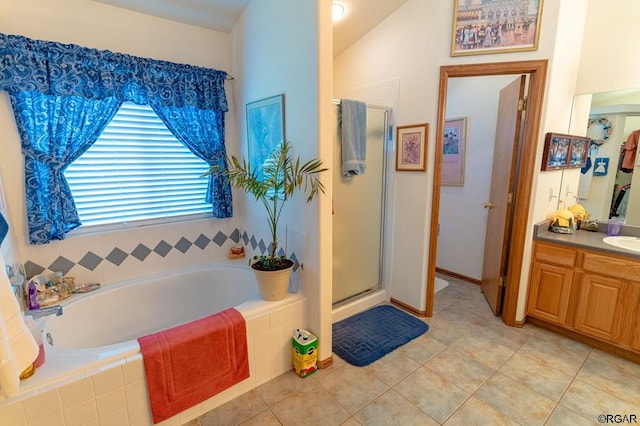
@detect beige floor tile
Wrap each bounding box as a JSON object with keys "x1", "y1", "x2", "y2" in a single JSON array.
[
  {"x1": 238, "y1": 409, "x2": 281, "y2": 426},
  {"x1": 576, "y1": 357, "x2": 640, "y2": 406},
  {"x1": 449, "y1": 290, "x2": 493, "y2": 315},
  {"x1": 478, "y1": 317, "x2": 535, "y2": 350},
  {"x1": 474, "y1": 373, "x2": 556, "y2": 425},
  {"x1": 396, "y1": 333, "x2": 447, "y2": 364},
  {"x1": 316, "y1": 363, "x2": 389, "y2": 414},
  {"x1": 443, "y1": 396, "x2": 518, "y2": 426},
  {"x1": 435, "y1": 305, "x2": 490, "y2": 327},
  {"x1": 517, "y1": 338, "x2": 588, "y2": 377},
  {"x1": 256, "y1": 370, "x2": 313, "y2": 406},
  {"x1": 270, "y1": 384, "x2": 350, "y2": 426},
  {"x1": 560, "y1": 379, "x2": 639, "y2": 422},
  {"x1": 422, "y1": 316, "x2": 471, "y2": 346},
  {"x1": 460, "y1": 322, "x2": 529, "y2": 353},
  {"x1": 353, "y1": 389, "x2": 439, "y2": 426},
  {"x1": 535, "y1": 327, "x2": 593, "y2": 357},
  {"x1": 519, "y1": 320, "x2": 543, "y2": 335},
  {"x1": 198, "y1": 390, "x2": 267, "y2": 426},
  {"x1": 588, "y1": 349, "x2": 640, "y2": 379},
  {"x1": 339, "y1": 417, "x2": 363, "y2": 426},
  {"x1": 449, "y1": 333, "x2": 516, "y2": 370},
  {"x1": 434, "y1": 282, "x2": 482, "y2": 305},
  {"x1": 394, "y1": 367, "x2": 469, "y2": 424},
  {"x1": 365, "y1": 348, "x2": 422, "y2": 386},
  {"x1": 311, "y1": 353, "x2": 348, "y2": 380},
  {"x1": 424, "y1": 347, "x2": 495, "y2": 393},
  {"x1": 434, "y1": 289, "x2": 460, "y2": 312},
  {"x1": 499, "y1": 352, "x2": 573, "y2": 401},
  {"x1": 545, "y1": 405, "x2": 597, "y2": 426}
]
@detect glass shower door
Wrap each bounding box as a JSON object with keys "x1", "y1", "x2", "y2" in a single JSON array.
[{"x1": 332, "y1": 107, "x2": 387, "y2": 304}]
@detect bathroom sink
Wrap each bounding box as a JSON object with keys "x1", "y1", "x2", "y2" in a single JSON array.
[{"x1": 602, "y1": 236, "x2": 640, "y2": 253}]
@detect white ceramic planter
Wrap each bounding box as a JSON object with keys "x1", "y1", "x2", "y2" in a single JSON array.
[{"x1": 253, "y1": 264, "x2": 293, "y2": 301}]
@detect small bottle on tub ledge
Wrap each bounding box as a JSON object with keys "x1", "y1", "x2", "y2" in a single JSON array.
[{"x1": 228, "y1": 245, "x2": 245, "y2": 259}]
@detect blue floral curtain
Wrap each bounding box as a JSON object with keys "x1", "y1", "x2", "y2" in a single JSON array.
[
  {"x1": 0, "y1": 33, "x2": 231, "y2": 243},
  {"x1": 0, "y1": 34, "x2": 229, "y2": 111},
  {"x1": 10, "y1": 92, "x2": 122, "y2": 244},
  {"x1": 152, "y1": 104, "x2": 233, "y2": 218}
]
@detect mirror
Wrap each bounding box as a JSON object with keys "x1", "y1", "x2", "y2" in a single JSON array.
[{"x1": 568, "y1": 88, "x2": 640, "y2": 225}]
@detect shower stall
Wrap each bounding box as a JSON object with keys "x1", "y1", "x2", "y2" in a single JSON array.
[{"x1": 332, "y1": 101, "x2": 392, "y2": 309}]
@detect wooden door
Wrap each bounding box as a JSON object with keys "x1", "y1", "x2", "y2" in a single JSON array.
[{"x1": 480, "y1": 76, "x2": 526, "y2": 315}]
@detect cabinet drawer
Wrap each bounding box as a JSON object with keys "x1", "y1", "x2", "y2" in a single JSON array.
[
  {"x1": 583, "y1": 252, "x2": 640, "y2": 282},
  {"x1": 535, "y1": 242, "x2": 577, "y2": 267}
]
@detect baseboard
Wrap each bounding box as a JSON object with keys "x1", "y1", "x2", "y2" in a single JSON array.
[
  {"x1": 390, "y1": 297, "x2": 428, "y2": 317},
  {"x1": 527, "y1": 316, "x2": 640, "y2": 364},
  {"x1": 436, "y1": 267, "x2": 481, "y2": 285},
  {"x1": 512, "y1": 317, "x2": 527, "y2": 328},
  {"x1": 317, "y1": 355, "x2": 333, "y2": 369}
]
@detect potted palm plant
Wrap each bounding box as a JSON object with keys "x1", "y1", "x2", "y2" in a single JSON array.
[{"x1": 207, "y1": 140, "x2": 327, "y2": 300}]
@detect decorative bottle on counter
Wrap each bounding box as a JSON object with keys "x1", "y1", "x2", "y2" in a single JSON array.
[{"x1": 25, "y1": 279, "x2": 40, "y2": 310}]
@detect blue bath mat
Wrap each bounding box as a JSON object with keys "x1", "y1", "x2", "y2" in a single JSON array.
[{"x1": 332, "y1": 305, "x2": 428, "y2": 367}]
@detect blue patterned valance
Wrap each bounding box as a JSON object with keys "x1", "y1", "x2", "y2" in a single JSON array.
[{"x1": 0, "y1": 33, "x2": 228, "y2": 111}]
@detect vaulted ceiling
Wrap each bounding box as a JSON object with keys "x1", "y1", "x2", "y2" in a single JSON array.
[{"x1": 92, "y1": 0, "x2": 408, "y2": 56}]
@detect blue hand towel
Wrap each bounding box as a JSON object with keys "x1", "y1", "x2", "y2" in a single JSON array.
[
  {"x1": 0, "y1": 212, "x2": 7, "y2": 245},
  {"x1": 339, "y1": 99, "x2": 367, "y2": 176}
]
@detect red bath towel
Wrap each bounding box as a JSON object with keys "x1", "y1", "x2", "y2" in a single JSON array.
[{"x1": 137, "y1": 307, "x2": 249, "y2": 424}]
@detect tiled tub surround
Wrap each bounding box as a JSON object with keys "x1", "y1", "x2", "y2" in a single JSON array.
[
  {"x1": 21, "y1": 224, "x2": 303, "y2": 285},
  {"x1": 0, "y1": 263, "x2": 309, "y2": 426}
]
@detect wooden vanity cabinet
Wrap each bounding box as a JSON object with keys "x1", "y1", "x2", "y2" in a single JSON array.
[
  {"x1": 526, "y1": 242, "x2": 575, "y2": 325},
  {"x1": 620, "y1": 283, "x2": 640, "y2": 351},
  {"x1": 575, "y1": 251, "x2": 640, "y2": 345},
  {"x1": 630, "y1": 313, "x2": 640, "y2": 351},
  {"x1": 573, "y1": 273, "x2": 623, "y2": 342},
  {"x1": 527, "y1": 241, "x2": 640, "y2": 355}
]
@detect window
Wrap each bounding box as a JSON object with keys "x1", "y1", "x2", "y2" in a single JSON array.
[{"x1": 65, "y1": 102, "x2": 211, "y2": 230}]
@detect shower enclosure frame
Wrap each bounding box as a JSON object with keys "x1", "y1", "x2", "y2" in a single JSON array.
[{"x1": 331, "y1": 100, "x2": 394, "y2": 310}]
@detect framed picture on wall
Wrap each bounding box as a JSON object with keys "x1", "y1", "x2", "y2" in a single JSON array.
[
  {"x1": 396, "y1": 123, "x2": 428, "y2": 172},
  {"x1": 567, "y1": 136, "x2": 590, "y2": 169},
  {"x1": 593, "y1": 157, "x2": 609, "y2": 176},
  {"x1": 541, "y1": 132, "x2": 571, "y2": 171},
  {"x1": 451, "y1": 0, "x2": 543, "y2": 56},
  {"x1": 246, "y1": 94, "x2": 285, "y2": 183},
  {"x1": 442, "y1": 117, "x2": 467, "y2": 186}
]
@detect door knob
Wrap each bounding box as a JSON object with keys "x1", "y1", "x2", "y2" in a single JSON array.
[{"x1": 483, "y1": 202, "x2": 496, "y2": 209}]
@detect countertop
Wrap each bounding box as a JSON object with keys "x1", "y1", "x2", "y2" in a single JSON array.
[{"x1": 534, "y1": 221, "x2": 640, "y2": 260}]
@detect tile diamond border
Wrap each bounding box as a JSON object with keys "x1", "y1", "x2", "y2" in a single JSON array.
[{"x1": 23, "y1": 228, "x2": 301, "y2": 278}]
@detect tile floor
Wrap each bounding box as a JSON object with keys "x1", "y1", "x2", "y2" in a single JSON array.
[{"x1": 189, "y1": 276, "x2": 640, "y2": 425}]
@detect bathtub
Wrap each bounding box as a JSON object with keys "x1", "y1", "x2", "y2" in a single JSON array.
[
  {"x1": 2, "y1": 262, "x2": 307, "y2": 426},
  {"x1": 45, "y1": 263, "x2": 261, "y2": 350}
]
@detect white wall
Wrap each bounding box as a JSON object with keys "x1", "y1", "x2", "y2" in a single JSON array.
[
  {"x1": 334, "y1": 0, "x2": 588, "y2": 317},
  {"x1": 575, "y1": 1, "x2": 640, "y2": 95},
  {"x1": 437, "y1": 74, "x2": 517, "y2": 280},
  {"x1": 232, "y1": 0, "x2": 331, "y2": 360},
  {"x1": 0, "y1": 0, "x2": 239, "y2": 285}
]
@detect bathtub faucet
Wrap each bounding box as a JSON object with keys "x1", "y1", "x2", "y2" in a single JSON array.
[{"x1": 25, "y1": 305, "x2": 63, "y2": 319}]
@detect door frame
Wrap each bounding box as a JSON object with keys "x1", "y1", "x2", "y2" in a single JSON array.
[{"x1": 427, "y1": 60, "x2": 548, "y2": 326}]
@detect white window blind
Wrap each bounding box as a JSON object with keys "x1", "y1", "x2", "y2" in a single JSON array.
[{"x1": 65, "y1": 102, "x2": 211, "y2": 229}]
